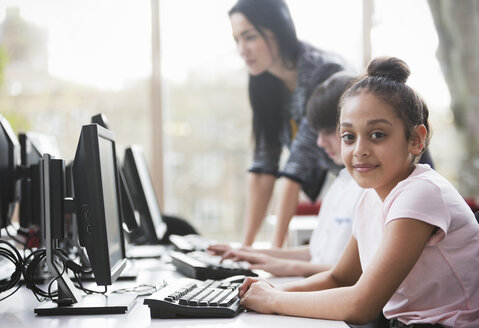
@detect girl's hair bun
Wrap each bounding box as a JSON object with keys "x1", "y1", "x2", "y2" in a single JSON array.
[{"x1": 366, "y1": 57, "x2": 410, "y2": 83}]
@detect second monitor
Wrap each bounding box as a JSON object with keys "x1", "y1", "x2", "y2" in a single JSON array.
[{"x1": 122, "y1": 145, "x2": 167, "y2": 244}]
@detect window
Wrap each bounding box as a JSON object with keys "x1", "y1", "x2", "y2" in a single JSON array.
[{"x1": 0, "y1": 0, "x2": 451, "y2": 243}]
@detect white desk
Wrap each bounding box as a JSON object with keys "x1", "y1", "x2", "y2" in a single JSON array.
[
  {"x1": 0, "y1": 258, "x2": 348, "y2": 328},
  {"x1": 267, "y1": 215, "x2": 318, "y2": 246}
]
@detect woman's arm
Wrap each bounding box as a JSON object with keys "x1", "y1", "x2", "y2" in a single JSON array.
[
  {"x1": 240, "y1": 218, "x2": 435, "y2": 324},
  {"x1": 242, "y1": 173, "x2": 276, "y2": 246},
  {"x1": 271, "y1": 178, "x2": 301, "y2": 248}
]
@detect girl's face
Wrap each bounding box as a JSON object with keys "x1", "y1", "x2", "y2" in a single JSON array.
[
  {"x1": 339, "y1": 91, "x2": 424, "y2": 200},
  {"x1": 230, "y1": 13, "x2": 280, "y2": 76},
  {"x1": 316, "y1": 128, "x2": 343, "y2": 166}
]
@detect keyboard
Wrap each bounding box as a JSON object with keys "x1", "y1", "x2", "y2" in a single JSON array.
[
  {"x1": 143, "y1": 277, "x2": 244, "y2": 318},
  {"x1": 126, "y1": 244, "x2": 166, "y2": 259},
  {"x1": 169, "y1": 251, "x2": 258, "y2": 280},
  {"x1": 169, "y1": 234, "x2": 209, "y2": 253}
]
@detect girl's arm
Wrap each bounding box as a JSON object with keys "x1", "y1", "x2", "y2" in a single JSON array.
[
  {"x1": 277, "y1": 235, "x2": 363, "y2": 292},
  {"x1": 223, "y1": 245, "x2": 311, "y2": 261},
  {"x1": 224, "y1": 250, "x2": 328, "y2": 277},
  {"x1": 257, "y1": 245, "x2": 311, "y2": 260},
  {"x1": 208, "y1": 243, "x2": 310, "y2": 262},
  {"x1": 240, "y1": 218, "x2": 435, "y2": 325}
]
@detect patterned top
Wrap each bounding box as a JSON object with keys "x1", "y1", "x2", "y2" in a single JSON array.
[{"x1": 249, "y1": 42, "x2": 352, "y2": 200}]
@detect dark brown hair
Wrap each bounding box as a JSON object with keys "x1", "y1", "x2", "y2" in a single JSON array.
[{"x1": 306, "y1": 71, "x2": 357, "y2": 133}]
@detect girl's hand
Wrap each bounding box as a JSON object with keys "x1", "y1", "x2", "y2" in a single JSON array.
[
  {"x1": 207, "y1": 244, "x2": 253, "y2": 257},
  {"x1": 239, "y1": 277, "x2": 279, "y2": 314},
  {"x1": 222, "y1": 250, "x2": 293, "y2": 277},
  {"x1": 206, "y1": 243, "x2": 232, "y2": 256}
]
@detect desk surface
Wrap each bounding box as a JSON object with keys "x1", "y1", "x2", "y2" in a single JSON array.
[{"x1": 0, "y1": 257, "x2": 348, "y2": 328}]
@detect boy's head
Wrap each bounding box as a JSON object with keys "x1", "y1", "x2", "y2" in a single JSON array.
[{"x1": 306, "y1": 71, "x2": 357, "y2": 166}]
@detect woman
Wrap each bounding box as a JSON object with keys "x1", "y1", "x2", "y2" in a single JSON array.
[{"x1": 229, "y1": 0, "x2": 352, "y2": 247}]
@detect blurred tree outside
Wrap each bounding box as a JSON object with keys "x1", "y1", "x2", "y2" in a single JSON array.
[
  {"x1": 0, "y1": 45, "x2": 6, "y2": 87},
  {"x1": 428, "y1": 0, "x2": 479, "y2": 198}
]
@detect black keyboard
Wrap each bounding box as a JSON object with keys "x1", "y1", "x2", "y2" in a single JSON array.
[
  {"x1": 144, "y1": 277, "x2": 243, "y2": 318},
  {"x1": 169, "y1": 251, "x2": 258, "y2": 280}
]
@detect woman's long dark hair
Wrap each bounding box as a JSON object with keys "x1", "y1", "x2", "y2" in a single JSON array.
[{"x1": 229, "y1": 0, "x2": 301, "y2": 145}]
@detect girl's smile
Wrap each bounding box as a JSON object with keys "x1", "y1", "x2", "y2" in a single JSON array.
[{"x1": 339, "y1": 91, "x2": 423, "y2": 201}]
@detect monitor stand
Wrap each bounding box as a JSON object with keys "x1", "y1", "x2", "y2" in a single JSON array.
[{"x1": 34, "y1": 293, "x2": 137, "y2": 315}]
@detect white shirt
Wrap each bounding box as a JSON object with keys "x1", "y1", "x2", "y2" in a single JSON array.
[{"x1": 309, "y1": 168, "x2": 363, "y2": 265}]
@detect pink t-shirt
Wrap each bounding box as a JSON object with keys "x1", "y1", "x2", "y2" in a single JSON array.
[{"x1": 353, "y1": 164, "x2": 479, "y2": 327}]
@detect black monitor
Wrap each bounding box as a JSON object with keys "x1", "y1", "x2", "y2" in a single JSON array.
[
  {"x1": 0, "y1": 114, "x2": 20, "y2": 231},
  {"x1": 72, "y1": 124, "x2": 126, "y2": 286},
  {"x1": 122, "y1": 145, "x2": 167, "y2": 244},
  {"x1": 34, "y1": 124, "x2": 136, "y2": 315},
  {"x1": 19, "y1": 131, "x2": 60, "y2": 167},
  {"x1": 18, "y1": 132, "x2": 60, "y2": 234},
  {"x1": 90, "y1": 113, "x2": 140, "y2": 233}
]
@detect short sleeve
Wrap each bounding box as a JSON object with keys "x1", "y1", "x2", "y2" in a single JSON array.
[
  {"x1": 384, "y1": 180, "x2": 451, "y2": 245},
  {"x1": 248, "y1": 132, "x2": 282, "y2": 176}
]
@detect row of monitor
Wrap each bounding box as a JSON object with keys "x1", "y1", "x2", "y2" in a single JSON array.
[{"x1": 0, "y1": 113, "x2": 168, "y2": 314}]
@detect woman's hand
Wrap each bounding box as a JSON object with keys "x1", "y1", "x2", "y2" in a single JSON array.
[{"x1": 239, "y1": 277, "x2": 279, "y2": 314}]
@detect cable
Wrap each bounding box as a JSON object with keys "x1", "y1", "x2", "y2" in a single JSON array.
[
  {"x1": 51, "y1": 248, "x2": 106, "y2": 296},
  {"x1": 22, "y1": 248, "x2": 58, "y2": 301},
  {"x1": 72, "y1": 271, "x2": 108, "y2": 295},
  {"x1": 112, "y1": 283, "x2": 159, "y2": 297},
  {"x1": 0, "y1": 240, "x2": 24, "y2": 301}
]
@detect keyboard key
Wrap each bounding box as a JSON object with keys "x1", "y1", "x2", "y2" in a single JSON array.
[{"x1": 187, "y1": 288, "x2": 213, "y2": 305}]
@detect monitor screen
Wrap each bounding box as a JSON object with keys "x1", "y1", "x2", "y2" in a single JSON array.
[
  {"x1": 90, "y1": 113, "x2": 140, "y2": 233},
  {"x1": 122, "y1": 145, "x2": 166, "y2": 244},
  {"x1": 72, "y1": 124, "x2": 126, "y2": 286},
  {"x1": 98, "y1": 136, "x2": 123, "y2": 273},
  {"x1": 0, "y1": 114, "x2": 20, "y2": 229}
]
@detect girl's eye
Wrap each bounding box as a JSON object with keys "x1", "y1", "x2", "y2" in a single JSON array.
[
  {"x1": 341, "y1": 133, "x2": 355, "y2": 143},
  {"x1": 245, "y1": 34, "x2": 258, "y2": 41},
  {"x1": 371, "y1": 132, "x2": 386, "y2": 140}
]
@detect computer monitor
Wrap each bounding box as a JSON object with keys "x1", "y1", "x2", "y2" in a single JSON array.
[
  {"x1": 90, "y1": 113, "x2": 140, "y2": 233},
  {"x1": 0, "y1": 114, "x2": 20, "y2": 231},
  {"x1": 18, "y1": 132, "x2": 60, "y2": 233},
  {"x1": 19, "y1": 131, "x2": 60, "y2": 167},
  {"x1": 72, "y1": 123, "x2": 127, "y2": 286},
  {"x1": 122, "y1": 145, "x2": 167, "y2": 244},
  {"x1": 34, "y1": 124, "x2": 135, "y2": 315}
]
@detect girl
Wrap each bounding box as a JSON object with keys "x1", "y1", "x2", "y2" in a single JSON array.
[{"x1": 237, "y1": 57, "x2": 479, "y2": 328}]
